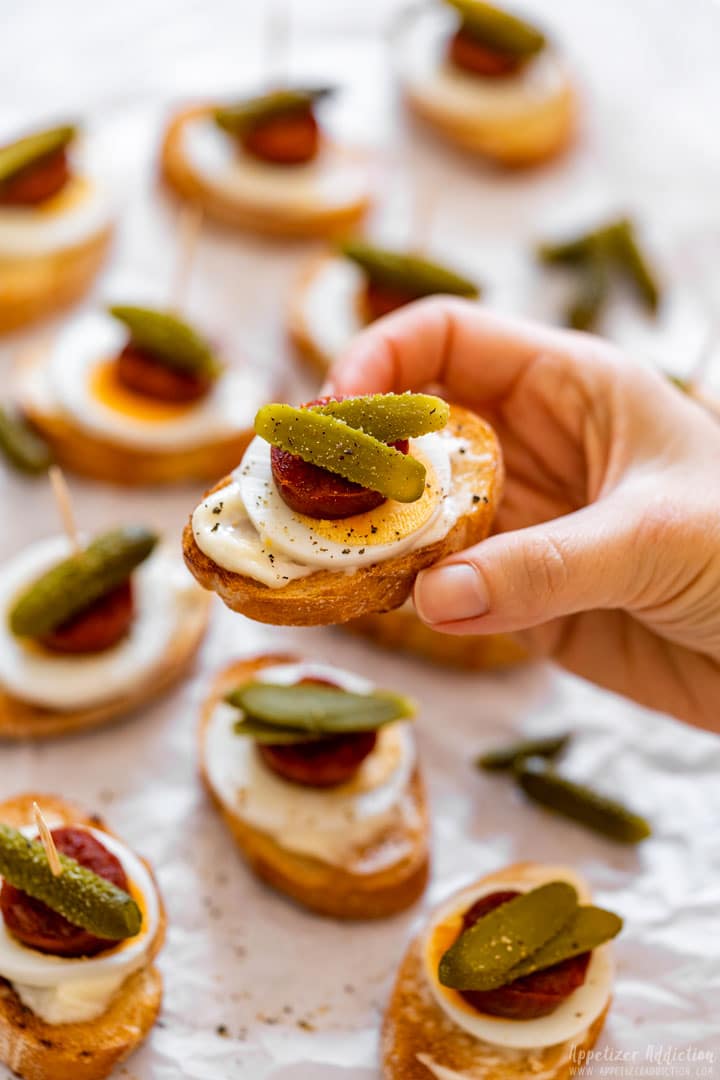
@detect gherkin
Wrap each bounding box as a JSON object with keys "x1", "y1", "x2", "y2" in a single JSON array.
[
  {"x1": 444, "y1": 0, "x2": 546, "y2": 57},
  {"x1": 108, "y1": 305, "x2": 222, "y2": 378},
  {"x1": 215, "y1": 87, "x2": 334, "y2": 135},
  {"x1": 0, "y1": 407, "x2": 52, "y2": 474},
  {"x1": 311, "y1": 393, "x2": 449, "y2": 442},
  {"x1": 227, "y1": 682, "x2": 415, "y2": 735},
  {"x1": 0, "y1": 125, "x2": 76, "y2": 185},
  {"x1": 341, "y1": 241, "x2": 479, "y2": 300}
]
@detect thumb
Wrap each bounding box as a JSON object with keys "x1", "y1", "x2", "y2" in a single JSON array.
[{"x1": 413, "y1": 502, "x2": 639, "y2": 634}]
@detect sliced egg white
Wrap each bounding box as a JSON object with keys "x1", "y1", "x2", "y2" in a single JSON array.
[
  {"x1": 0, "y1": 176, "x2": 113, "y2": 258},
  {"x1": 422, "y1": 867, "x2": 613, "y2": 1050}
]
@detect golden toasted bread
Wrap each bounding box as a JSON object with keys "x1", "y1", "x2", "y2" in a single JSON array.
[
  {"x1": 199, "y1": 654, "x2": 430, "y2": 919},
  {"x1": 383, "y1": 862, "x2": 610, "y2": 1080},
  {"x1": 0, "y1": 227, "x2": 112, "y2": 335},
  {"x1": 0, "y1": 589, "x2": 211, "y2": 740},
  {"x1": 183, "y1": 405, "x2": 503, "y2": 626},
  {"x1": 0, "y1": 793, "x2": 166, "y2": 1080},
  {"x1": 161, "y1": 105, "x2": 372, "y2": 239}
]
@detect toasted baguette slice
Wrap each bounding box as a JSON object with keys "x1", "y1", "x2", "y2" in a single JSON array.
[
  {"x1": 199, "y1": 654, "x2": 430, "y2": 919},
  {"x1": 161, "y1": 106, "x2": 372, "y2": 239},
  {"x1": 0, "y1": 227, "x2": 112, "y2": 336},
  {"x1": 183, "y1": 405, "x2": 503, "y2": 626},
  {"x1": 0, "y1": 793, "x2": 166, "y2": 1080},
  {"x1": 383, "y1": 862, "x2": 610, "y2": 1080},
  {"x1": 0, "y1": 589, "x2": 211, "y2": 740}
]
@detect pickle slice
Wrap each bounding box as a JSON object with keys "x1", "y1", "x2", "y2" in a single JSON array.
[
  {"x1": 9, "y1": 525, "x2": 158, "y2": 638},
  {"x1": 0, "y1": 824, "x2": 141, "y2": 940},
  {"x1": 254, "y1": 404, "x2": 427, "y2": 502},
  {"x1": 108, "y1": 305, "x2": 222, "y2": 378},
  {"x1": 439, "y1": 881, "x2": 578, "y2": 991},
  {"x1": 311, "y1": 393, "x2": 449, "y2": 442},
  {"x1": 566, "y1": 249, "x2": 611, "y2": 331},
  {"x1": 476, "y1": 732, "x2": 570, "y2": 772},
  {"x1": 226, "y1": 682, "x2": 415, "y2": 734},
  {"x1": 506, "y1": 904, "x2": 623, "y2": 981},
  {"x1": 341, "y1": 241, "x2": 479, "y2": 300},
  {"x1": 215, "y1": 87, "x2": 334, "y2": 135},
  {"x1": 444, "y1": 0, "x2": 546, "y2": 57},
  {"x1": 0, "y1": 407, "x2": 52, "y2": 474},
  {"x1": 516, "y1": 759, "x2": 652, "y2": 843},
  {"x1": 0, "y1": 125, "x2": 76, "y2": 185},
  {"x1": 612, "y1": 218, "x2": 661, "y2": 313}
]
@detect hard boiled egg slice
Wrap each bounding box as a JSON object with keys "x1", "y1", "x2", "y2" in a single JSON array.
[{"x1": 0, "y1": 176, "x2": 113, "y2": 258}]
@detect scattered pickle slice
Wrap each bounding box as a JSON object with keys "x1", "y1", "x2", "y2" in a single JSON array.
[
  {"x1": 566, "y1": 247, "x2": 611, "y2": 331},
  {"x1": 444, "y1": 0, "x2": 546, "y2": 57},
  {"x1": 476, "y1": 732, "x2": 570, "y2": 772},
  {"x1": 0, "y1": 125, "x2": 76, "y2": 186},
  {"x1": 611, "y1": 218, "x2": 661, "y2": 313},
  {"x1": 439, "y1": 881, "x2": 578, "y2": 991},
  {"x1": 254, "y1": 404, "x2": 427, "y2": 502},
  {"x1": 0, "y1": 824, "x2": 141, "y2": 940},
  {"x1": 9, "y1": 525, "x2": 158, "y2": 638},
  {"x1": 516, "y1": 758, "x2": 652, "y2": 843},
  {"x1": 215, "y1": 87, "x2": 334, "y2": 135},
  {"x1": 506, "y1": 904, "x2": 623, "y2": 981},
  {"x1": 311, "y1": 393, "x2": 449, "y2": 442},
  {"x1": 341, "y1": 241, "x2": 479, "y2": 300},
  {"x1": 0, "y1": 407, "x2": 52, "y2": 474},
  {"x1": 226, "y1": 682, "x2": 415, "y2": 734},
  {"x1": 108, "y1": 305, "x2": 222, "y2": 378}
]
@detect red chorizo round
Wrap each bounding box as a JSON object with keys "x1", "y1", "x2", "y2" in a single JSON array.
[
  {"x1": 363, "y1": 280, "x2": 419, "y2": 322},
  {"x1": 0, "y1": 149, "x2": 71, "y2": 207},
  {"x1": 448, "y1": 28, "x2": 524, "y2": 78},
  {"x1": 115, "y1": 343, "x2": 211, "y2": 403},
  {"x1": 40, "y1": 579, "x2": 134, "y2": 655},
  {"x1": 242, "y1": 110, "x2": 320, "y2": 166}
]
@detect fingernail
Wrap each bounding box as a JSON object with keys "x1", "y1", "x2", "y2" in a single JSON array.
[{"x1": 415, "y1": 562, "x2": 490, "y2": 624}]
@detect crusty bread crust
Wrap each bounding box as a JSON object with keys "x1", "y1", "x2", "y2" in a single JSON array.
[
  {"x1": 287, "y1": 253, "x2": 345, "y2": 375},
  {"x1": 199, "y1": 654, "x2": 430, "y2": 919},
  {"x1": 160, "y1": 105, "x2": 372, "y2": 239},
  {"x1": 0, "y1": 793, "x2": 165, "y2": 1080},
  {"x1": 183, "y1": 405, "x2": 503, "y2": 626},
  {"x1": 0, "y1": 589, "x2": 211, "y2": 740},
  {"x1": 15, "y1": 346, "x2": 255, "y2": 487},
  {"x1": 0, "y1": 227, "x2": 112, "y2": 336},
  {"x1": 382, "y1": 862, "x2": 610, "y2": 1080}
]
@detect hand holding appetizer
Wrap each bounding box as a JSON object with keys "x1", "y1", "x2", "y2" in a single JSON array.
[
  {"x1": 0, "y1": 794, "x2": 164, "y2": 1080},
  {"x1": 184, "y1": 392, "x2": 502, "y2": 625},
  {"x1": 0, "y1": 124, "x2": 113, "y2": 333},
  {"x1": 200, "y1": 654, "x2": 429, "y2": 918}
]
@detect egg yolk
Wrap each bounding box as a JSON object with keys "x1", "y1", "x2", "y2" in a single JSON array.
[
  {"x1": 90, "y1": 358, "x2": 198, "y2": 422},
  {"x1": 35, "y1": 176, "x2": 93, "y2": 217}
]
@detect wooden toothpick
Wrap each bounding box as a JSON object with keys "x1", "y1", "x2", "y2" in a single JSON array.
[
  {"x1": 265, "y1": 0, "x2": 290, "y2": 88},
  {"x1": 410, "y1": 182, "x2": 439, "y2": 254},
  {"x1": 170, "y1": 204, "x2": 204, "y2": 311},
  {"x1": 49, "y1": 465, "x2": 81, "y2": 554},
  {"x1": 33, "y1": 802, "x2": 63, "y2": 877}
]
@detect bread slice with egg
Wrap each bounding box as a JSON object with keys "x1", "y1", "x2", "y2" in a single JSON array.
[
  {"x1": 161, "y1": 105, "x2": 373, "y2": 239},
  {"x1": 0, "y1": 792, "x2": 166, "y2": 1080},
  {"x1": 199, "y1": 654, "x2": 430, "y2": 919},
  {"x1": 383, "y1": 862, "x2": 612, "y2": 1080},
  {"x1": 183, "y1": 404, "x2": 503, "y2": 626}
]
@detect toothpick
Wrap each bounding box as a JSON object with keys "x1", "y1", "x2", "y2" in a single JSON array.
[
  {"x1": 410, "y1": 182, "x2": 439, "y2": 254},
  {"x1": 170, "y1": 204, "x2": 203, "y2": 311},
  {"x1": 265, "y1": 0, "x2": 290, "y2": 88},
  {"x1": 33, "y1": 802, "x2": 63, "y2": 877},
  {"x1": 686, "y1": 318, "x2": 719, "y2": 393},
  {"x1": 49, "y1": 466, "x2": 81, "y2": 554}
]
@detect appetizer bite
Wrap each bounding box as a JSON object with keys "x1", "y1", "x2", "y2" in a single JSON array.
[
  {"x1": 184, "y1": 392, "x2": 502, "y2": 625},
  {"x1": 395, "y1": 0, "x2": 577, "y2": 166},
  {"x1": 0, "y1": 124, "x2": 113, "y2": 333},
  {"x1": 383, "y1": 862, "x2": 621, "y2": 1078},
  {"x1": 15, "y1": 304, "x2": 270, "y2": 485},
  {"x1": 200, "y1": 653, "x2": 429, "y2": 917},
  {"x1": 161, "y1": 87, "x2": 374, "y2": 238},
  {"x1": 0, "y1": 519, "x2": 210, "y2": 738},
  {"x1": 289, "y1": 240, "x2": 480, "y2": 374},
  {"x1": 0, "y1": 794, "x2": 165, "y2": 1080}
]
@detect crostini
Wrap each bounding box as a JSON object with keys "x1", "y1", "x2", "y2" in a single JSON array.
[
  {"x1": 289, "y1": 240, "x2": 480, "y2": 374},
  {"x1": 200, "y1": 653, "x2": 429, "y2": 918},
  {"x1": 0, "y1": 793, "x2": 165, "y2": 1080},
  {"x1": 15, "y1": 303, "x2": 272, "y2": 486},
  {"x1": 0, "y1": 523, "x2": 210, "y2": 739},
  {"x1": 0, "y1": 124, "x2": 113, "y2": 334},
  {"x1": 161, "y1": 87, "x2": 374, "y2": 238},
  {"x1": 383, "y1": 862, "x2": 621, "y2": 1079},
  {"x1": 395, "y1": 0, "x2": 577, "y2": 167},
  {"x1": 184, "y1": 392, "x2": 502, "y2": 625}
]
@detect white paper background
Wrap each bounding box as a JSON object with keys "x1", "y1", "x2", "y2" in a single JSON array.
[{"x1": 1, "y1": 2, "x2": 719, "y2": 1077}]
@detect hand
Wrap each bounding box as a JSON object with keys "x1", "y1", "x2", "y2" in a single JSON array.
[{"x1": 329, "y1": 299, "x2": 720, "y2": 731}]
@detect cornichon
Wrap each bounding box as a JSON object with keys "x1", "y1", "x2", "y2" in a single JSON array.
[
  {"x1": 310, "y1": 393, "x2": 449, "y2": 443},
  {"x1": 444, "y1": 0, "x2": 546, "y2": 57},
  {"x1": 612, "y1": 218, "x2": 661, "y2": 312},
  {"x1": 341, "y1": 241, "x2": 479, "y2": 300},
  {"x1": 505, "y1": 903, "x2": 623, "y2": 981},
  {"x1": 215, "y1": 87, "x2": 334, "y2": 135},
  {"x1": 254, "y1": 404, "x2": 427, "y2": 502},
  {"x1": 566, "y1": 248, "x2": 611, "y2": 331},
  {"x1": 227, "y1": 682, "x2": 415, "y2": 735},
  {"x1": 9, "y1": 525, "x2": 158, "y2": 638},
  {"x1": 0, "y1": 407, "x2": 52, "y2": 474},
  {"x1": 0, "y1": 125, "x2": 76, "y2": 186},
  {"x1": 476, "y1": 732, "x2": 570, "y2": 772},
  {"x1": 439, "y1": 881, "x2": 578, "y2": 991},
  {"x1": 108, "y1": 305, "x2": 222, "y2": 378},
  {"x1": 516, "y1": 758, "x2": 652, "y2": 843},
  {"x1": 0, "y1": 824, "x2": 141, "y2": 940},
  {"x1": 232, "y1": 716, "x2": 328, "y2": 744}
]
